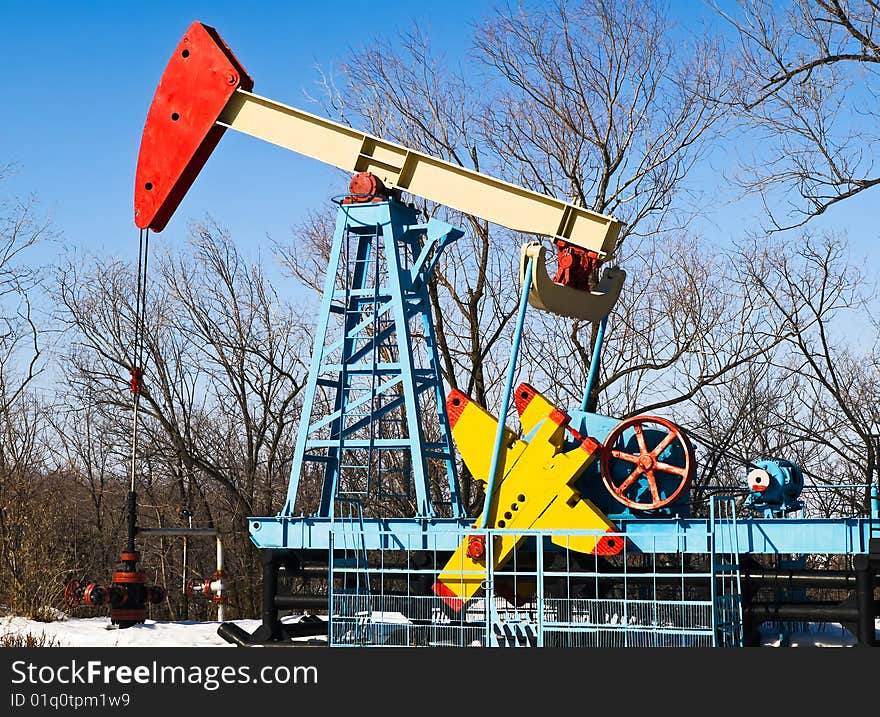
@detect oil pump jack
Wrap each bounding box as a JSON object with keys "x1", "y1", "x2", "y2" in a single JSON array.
[{"x1": 128, "y1": 21, "x2": 713, "y2": 644}]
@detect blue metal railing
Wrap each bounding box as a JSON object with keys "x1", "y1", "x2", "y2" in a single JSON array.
[{"x1": 710, "y1": 496, "x2": 743, "y2": 647}]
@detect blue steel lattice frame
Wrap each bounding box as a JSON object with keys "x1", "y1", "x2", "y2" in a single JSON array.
[{"x1": 281, "y1": 200, "x2": 463, "y2": 521}]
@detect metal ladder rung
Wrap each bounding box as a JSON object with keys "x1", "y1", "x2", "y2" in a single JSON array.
[
  {"x1": 335, "y1": 289, "x2": 391, "y2": 298},
  {"x1": 324, "y1": 363, "x2": 402, "y2": 373}
]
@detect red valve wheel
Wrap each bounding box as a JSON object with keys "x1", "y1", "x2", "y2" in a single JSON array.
[
  {"x1": 600, "y1": 415, "x2": 695, "y2": 510},
  {"x1": 64, "y1": 580, "x2": 81, "y2": 611}
]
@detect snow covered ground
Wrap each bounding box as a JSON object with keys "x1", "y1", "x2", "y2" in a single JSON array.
[
  {"x1": 1, "y1": 614, "x2": 876, "y2": 647},
  {"x1": 0, "y1": 615, "x2": 329, "y2": 648},
  {"x1": 1, "y1": 616, "x2": 258, "y2": 647}
]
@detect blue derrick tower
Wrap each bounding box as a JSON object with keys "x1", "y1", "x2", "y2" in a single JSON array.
[{"x1": 282, "y1": 197, "x2": 465, "y2": 520}]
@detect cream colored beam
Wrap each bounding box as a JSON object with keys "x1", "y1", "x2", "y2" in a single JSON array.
[{"x1": 217, "y1": 90, "x2": 623, "y2": 259}]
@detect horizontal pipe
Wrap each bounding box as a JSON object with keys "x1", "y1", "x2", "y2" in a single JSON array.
[
  {"x1": 295, "y1": 566, "x2": 709, "y2": 589},
  {"x1": 743, "y1": 569, "x2": 860, "y2": 589},
  {"x1": 296, "y1": 564, "x2": 429, "y2": 577},
  {"x1": 295, "y1": 562, "x2": 712, "y2": 577},
  {"x1": 745, "y1": 600, "x2": 880, "y2": 623},
  {"x1": 137, "y1": 527, "x2": 218, "y2": 537},
  {"x1": 275, "y1": 595, "x2": 328, "y2": 609},
  {"x1": 294, "y1": 565, "x2": 874, "y2": 596}
]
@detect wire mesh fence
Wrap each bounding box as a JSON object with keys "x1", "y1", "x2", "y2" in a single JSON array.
[{"x1": 326, "y1": 526, "x2": 728, "y2": 647}]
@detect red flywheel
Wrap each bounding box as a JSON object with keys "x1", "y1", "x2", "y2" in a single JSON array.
[{"x1": 600, "y1": 415, "x2": 695, "y2": 510}]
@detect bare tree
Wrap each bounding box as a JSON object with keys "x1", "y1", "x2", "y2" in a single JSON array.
[
  {"x1": 524, "y1": 234, "x2": 792, "y2": 415},
  {"x1": 0, "y1": 168, "x2": 49, "y2": 412},
  {"x1": 666, "y1": 232, "x2": 876, "y2": 514},
  {"x1": 0, "y1": 167, "x2": 57, "y2": 616},
  {"x1": 744, "y1": 233, "x2": 878, "y2": 512},
  {"x1": 477, "y1": 0, "x2": 731, "y2": 244},
  {"x1": 721, "y1": 0, "x2": 880, "y2": 228},
  {"x1": 56, "y1": 223, "x2": 310, "y2": 614}
]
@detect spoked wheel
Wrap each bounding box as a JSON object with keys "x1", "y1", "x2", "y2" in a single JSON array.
[
  {"x1": 600, "y1": 415, "x2": 695, "y2": 510},
  {"x1": 64, "y1": 579, "x2": 82, "y2": 611}
]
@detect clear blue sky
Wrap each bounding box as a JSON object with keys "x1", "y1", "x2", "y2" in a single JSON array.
[
  {"x1": 0, "y1": 0, "x2": 876, "y2": 274},
  {"x1": 0, "y1": 0, "x2": 493, "y2": 261}
]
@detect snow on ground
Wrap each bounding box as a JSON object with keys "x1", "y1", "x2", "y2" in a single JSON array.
[
  {"x1": 758, "y1": 620, "x2": 880, "y2": 647},
  {"x1": 1, "y1": 614, "x2": 877, "y2": 647},
  {"x1": 759, "y1": 623, "x2": 856, "y2": 647},
  {"x1": 0, "y1": 615, "x2": 318, "y2": 647}
]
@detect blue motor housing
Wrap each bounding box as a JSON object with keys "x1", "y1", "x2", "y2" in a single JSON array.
[{"x1": 744, "y1": 458, "x2": 804, "y2": 516}]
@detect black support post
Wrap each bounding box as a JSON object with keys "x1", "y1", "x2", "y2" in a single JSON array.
[
  {"x1": 249, "y1": 549, "x2": 282, "y2": 642},
  {"x1": 853, "y1": 555, "x2": 876, "y2": 647}
]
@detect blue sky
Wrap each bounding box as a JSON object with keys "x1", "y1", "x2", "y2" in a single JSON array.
[
  {"x1": 0, "y1": 0, "x2": 493, "y2": 262},
  {"x1": 0, "y1": 1, "x2": 876, "y2": 278}
]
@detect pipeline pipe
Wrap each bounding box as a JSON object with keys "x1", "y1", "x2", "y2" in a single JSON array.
[
  {"x1": 181, "y1": 536, "x2": 188, "y2": 599},
  {"x1": 298, "y1": 563, "x2": 880, "y2": 590},
  {"x1": 580, "y1": 315, "x2": 607, "y2": 413},
  {"x1": 275, "y1": 595, "x2": 329, "y2": 609},
  {"x1": 296, "y1": 562, "x2": 875, "y2": 592},
  {"x1": 217, "y1": 622, "x2": 251, "y2": 647},
  {"x1": 138, "y1": 526, "x2": 225, "y2": 620},
  {"x1": 137, "y1": 527, "x2": 218, "y2": 537},
  {"x1": 742, "y1": 569, "x2": 861, "y2": 590},
  {"x1": 743, "y1": 600, "x2": 880, "y2": 623},
  {"x1": 181, "y1": 514, "x2": 192, "y2": 613},
  {"x1": 481, "y1": 255, "x2": 534, "y2": 528}
]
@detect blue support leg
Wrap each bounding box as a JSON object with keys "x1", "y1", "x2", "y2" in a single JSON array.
[
  {"x1": 580, "y1": 315, "x2": 607, "y2": 413},
  {"x1": 480, "y1": 255, "x2": 534, "y2": 528}
]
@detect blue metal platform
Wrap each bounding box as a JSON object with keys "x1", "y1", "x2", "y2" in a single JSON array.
[{"x1": 247, "y1": 514, "x2": 877, "y2": 555}]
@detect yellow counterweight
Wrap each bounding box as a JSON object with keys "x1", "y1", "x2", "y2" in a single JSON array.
[{"x1": 433, "y1": 384, "x2": 623, "y2": 611}]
